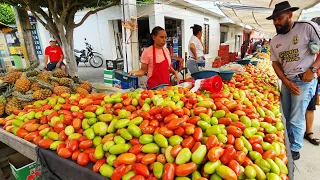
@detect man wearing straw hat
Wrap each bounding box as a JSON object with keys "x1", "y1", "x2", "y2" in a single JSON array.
[{"x1": 267, "y1": 1, "x2": 320, "y2": 160}]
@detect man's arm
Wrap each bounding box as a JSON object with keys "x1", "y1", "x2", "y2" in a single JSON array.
[
  {"x1": 272, "y1": 61, "x2": 289, "y2": 83},
  {"x1": 56, "y1": 48, "x2": 64, "y2": 66},
  {"x1": 43, "y1": 55, "x2": 49, "y2": 69}
]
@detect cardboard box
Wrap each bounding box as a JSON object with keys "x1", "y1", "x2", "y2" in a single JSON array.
[
  {"x1": 104, "y1": 78, "x2": 114, "y2": 87},
  {"x1": 8, "y1": 153, "x2": 40, "y2": 180},
  {"x1": 104, "y1": 69, "x2": 115, "y2": 79}
]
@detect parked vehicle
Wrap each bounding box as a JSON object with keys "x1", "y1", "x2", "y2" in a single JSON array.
[{"x1": 74, "y1": 38, "x2": 103, "y2": 68}]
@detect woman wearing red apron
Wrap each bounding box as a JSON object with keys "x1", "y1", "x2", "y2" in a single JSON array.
[{"x1": 129, "y1": 27, "x2": 180, "y2": 89}]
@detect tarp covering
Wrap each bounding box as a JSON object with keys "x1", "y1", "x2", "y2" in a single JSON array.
[{"x1": 217, "y1": 0, "x2": 319, "y2": 34}]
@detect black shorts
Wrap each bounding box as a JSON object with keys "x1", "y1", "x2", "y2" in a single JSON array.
[
  {"x1": 307, "y1": 83, "x2": 318, "y2": 111},
  {"x1": 45, "y1": 62, "x2": 65, "y2": 71}
]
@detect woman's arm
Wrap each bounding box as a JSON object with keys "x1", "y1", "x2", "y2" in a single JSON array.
[
  {"x1": 189, "y1": 43, "x2": 198, "y2": 60},
  {"x1": 169, "y1": 66, "x2": 180, "y2": 83},
  {"x1": 129, "y1": 63, "x2": 148, "y2": 76}
]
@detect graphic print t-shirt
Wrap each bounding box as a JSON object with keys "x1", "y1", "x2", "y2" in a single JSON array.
[{"x1": 270, "y1": 20, "x2": 320, "y2": 79}]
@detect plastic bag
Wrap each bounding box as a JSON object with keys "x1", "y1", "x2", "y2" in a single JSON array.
[
  {"x1": 220, "y1": 63, "x2": 245, "y2": 75},
  {"x1": 309, "y1": 42, "x2": 320, "y2": 54}
]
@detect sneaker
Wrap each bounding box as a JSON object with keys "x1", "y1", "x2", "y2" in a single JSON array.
[{"x1": 291, "y1": 151, "x2": 300, "y2": 160}]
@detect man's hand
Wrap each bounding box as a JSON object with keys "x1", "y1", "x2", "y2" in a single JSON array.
[
  {"x1": 283, "y1": 79, "x2": 300, "y2": 95},
  {"x1": 301, "y1": 69, "x2": 314, "y2": 82},
  {"x1": 42, "y1": 65, "x2": 47, "y2": 70}
]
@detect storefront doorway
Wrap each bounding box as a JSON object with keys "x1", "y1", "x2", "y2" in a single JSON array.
[
  {"x1": 165, "y1": 17, "x2": 182, "y2": 57},
  {"x1": 137, "y1": 18, "x2": 150, "y2": 56}
]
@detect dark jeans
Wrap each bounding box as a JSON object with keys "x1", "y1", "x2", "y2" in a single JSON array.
[{"x1": 45, "y1": 61, "x2": 65, "y2": 71}]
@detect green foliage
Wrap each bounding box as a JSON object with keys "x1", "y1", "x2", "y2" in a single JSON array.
[{"x1": 0, "y1": 3, "x2": 15, "y2": 25}]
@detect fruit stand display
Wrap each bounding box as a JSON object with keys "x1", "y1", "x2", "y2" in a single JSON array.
[{"x1": 0, "y1": 53, "x2": 293, "y2": 180}]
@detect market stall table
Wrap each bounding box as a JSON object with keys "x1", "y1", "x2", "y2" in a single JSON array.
[{"x1": 0, "y1": 128, "x2": 105, "y2": 180}]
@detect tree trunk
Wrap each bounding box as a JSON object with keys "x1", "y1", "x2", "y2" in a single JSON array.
[
  {"x1": 53, "y1": 19, "x2": 78, "y2": 77},
  {"x1": 61, "y1": 34, "x2": 78, "y2": 77},
  {"x1": 13, "y1": 7, "x2": 39, "y2": 66}
]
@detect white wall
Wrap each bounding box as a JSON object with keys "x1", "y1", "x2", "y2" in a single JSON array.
[
  {"x1": 224, "y1": 26, "x2": 243, "y2": 52},
  {"x1": 73, "y1": 6, "x2": 121, "y2": 60}
]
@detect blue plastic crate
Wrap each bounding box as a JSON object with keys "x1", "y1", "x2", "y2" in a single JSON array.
[
  {"x1": 197, "y1": 61, "x2": 205, "y2": 67},
  {"x1": 114, "y1": 70, "x2": 139, "y2": 89}
]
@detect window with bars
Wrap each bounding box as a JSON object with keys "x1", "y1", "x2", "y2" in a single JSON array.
[{"x1": 203, "y1": 24, "x2": 209, "y2": 54}]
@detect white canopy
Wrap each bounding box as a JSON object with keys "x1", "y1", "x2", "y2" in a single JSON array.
[{"x1": 217, "y1": 0, "x2": 319, "y2": 34}]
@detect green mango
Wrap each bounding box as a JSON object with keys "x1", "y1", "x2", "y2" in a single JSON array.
[{"x1": 94, "y1": 144, "x2": 104, "y2": 159}]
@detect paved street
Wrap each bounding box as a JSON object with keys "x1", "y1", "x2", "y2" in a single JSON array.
[
  {"x1": 294, "y1": 108, "x2": 320, "y2": 180},
  {"x1": 77, "y1": 62, "x2": 105, "y2": 85}
]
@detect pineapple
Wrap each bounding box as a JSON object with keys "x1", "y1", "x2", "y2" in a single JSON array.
[
  {"x1": 52, "y1": 69, "x2": 67, "y2": 78},
  {"x1": 38, "y1": 71, "x2": 52, "y2": 82},
  {"x1": 59, "y1": 77, "x2": 74, "y2": 87},
  {"x1": 14, "y1": 77, "x2": 31, "y2": 93},
  {"x1": 79, "y1": 81, "x2": 92, "y2": 93},
  {"x1": 4, "y1": 72, "x2": 22, "y2": 84},
  {"x1": 33, "y1": 89, "x2": 52, "y2": 100},
  {"x1": 76, "y1": 87, "x2": 89, "y2": 95},
  {"x1": 51, "y1": 81, "x2": 60, "y2": 87},
  {"x1": 5, "y1": 98, "x2": 21, "y2": 115},
  {"x1": 31, "y1": 83, "x2": 41, "y2": 91},
  {"x1": 20, "y1": 101, "x2": 34, "y2": 109},
  {"x1": 0, "y1": 96, "x2": 6, "y2": 117},
  {"x1": 53, "y1": 86, "x2": 71, "y2": 95}
]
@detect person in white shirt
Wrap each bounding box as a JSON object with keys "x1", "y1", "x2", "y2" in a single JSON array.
[{"x1": 188, "y1": 24, "x2": 205, "y2": 74}]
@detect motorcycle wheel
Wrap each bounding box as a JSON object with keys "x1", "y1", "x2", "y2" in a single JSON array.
[{"x1": 89, "y1": 55, "x2": 103, "y2": 68}]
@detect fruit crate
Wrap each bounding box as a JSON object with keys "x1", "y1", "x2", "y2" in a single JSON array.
[
  {"x1": 8, "y1": 153, "x2": 41, "y2": 180},
  {"x1": 114, "y1": 70, "x2": 139, "y2": 89}
]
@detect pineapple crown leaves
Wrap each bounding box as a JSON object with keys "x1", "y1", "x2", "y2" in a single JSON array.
[
  {"x1": 2, "y1": 84, "x2": 14, "y2": 98},
  {"x1": 37, "y1": 80, "x2": 54, "y2": 91},
  {"x1": 28, "y1": 77, "x2": 38, "y2": 83},
  {"x1": 21, "y1": 72, "x2": 27, "y2": 78},
  {"x1": 13, "y1": 91, "x2": 34, "y2": 102},
  {"x1": 50, "y1": 77, "x2": 60, "y2": 82},
  {"x1": 0, "y1": 96, "x2": 6, "y2": 104}
]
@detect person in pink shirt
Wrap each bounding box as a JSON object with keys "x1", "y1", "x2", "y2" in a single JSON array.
[{"x1": 129, "y1": 26, "x2": 179, "y2": 89}]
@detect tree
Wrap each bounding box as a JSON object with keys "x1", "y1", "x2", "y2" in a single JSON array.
[
  {"x1": 0, "y1": 3, "x2": 15, "y2": 25},
  {"x1": 1, "y1": 0, "x2": 120, "y2": 76}
]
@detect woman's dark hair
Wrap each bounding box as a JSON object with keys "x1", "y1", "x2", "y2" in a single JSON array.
[
  {"x1": 147, "y1": 26, "x2": 165, "y2": 47},
  {"x1": 190, "y1": 24, "x2": 202, "y2": 36}
]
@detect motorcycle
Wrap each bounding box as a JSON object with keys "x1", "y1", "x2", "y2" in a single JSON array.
[{"x1": 74, "y1": 38, "x2": 104, "y2": 68}]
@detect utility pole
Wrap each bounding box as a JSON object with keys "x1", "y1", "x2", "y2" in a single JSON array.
[
  {"x1": 121, "y1": 0, "x2": 139, "y2": 72},
  {"x1": 13, "y1": 6, "x2": 39, "y2": 67}
]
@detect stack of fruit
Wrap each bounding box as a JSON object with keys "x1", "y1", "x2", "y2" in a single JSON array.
[
  {"x1": 0, "y1": 65, "x2": 289, "y2": 180},
  {"x1": 0, "y1": 69, "x2": 93, "y2": 117}
]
